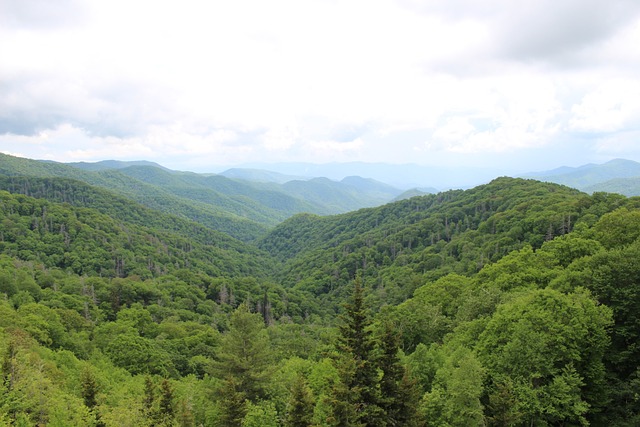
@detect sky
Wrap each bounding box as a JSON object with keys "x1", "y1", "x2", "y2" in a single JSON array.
[{"x1": 1, "y1": 0, "x2": 640, "y2": 176}]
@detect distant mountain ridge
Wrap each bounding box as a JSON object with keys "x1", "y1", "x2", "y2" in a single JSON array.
[
  {"x1": 0, "y1": 154, "x2": 408, "y2": 240},
  {"x1": 220, "y1": 168, "x2": 307, "y2": 184},
  {"x1": 227, "y1": 161, "x2": 501, "y2": 189},
  {"x1": 520, "y1": 158, "x2": 640, "y2": 196},
  {"x1": 67, "y1": 159, "x2": 170, "y2": 171}
]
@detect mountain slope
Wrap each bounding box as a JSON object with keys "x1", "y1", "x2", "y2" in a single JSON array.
[
  {"x1": 260, "y1": 178, "x2": 613, "y2": 304},
  {"x1": 521, "y1": 158, "x2": 640, "y2": 190},
  {"x1": 67, "y1": 159, "x2": 169, "y2": 171},
  {"x1": 584, "y1": 176, "x2": 640, "y2": 196},
  {"x1": 114, "y1": 165, "x2": 317, "y2": 225},
  {"x1": 2, "y1": 154, "x2": 273, "y2": 240},
  {"x1": 0, "y1": 189, "x2": 272, "y2": 279},
  {"x1": 220, "y1": 167, "x2": 307, "y2": 184}
]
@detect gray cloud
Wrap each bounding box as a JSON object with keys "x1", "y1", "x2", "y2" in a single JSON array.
[
  {"x1": 494, "y1": 0, "x2": 640, "y2": 62},
  {"x1": 402, "y1": 0, "x2": 640, "y2": 69},
  {"x1": 0, "y1": 71, "x2": 177, "y2": 138}
]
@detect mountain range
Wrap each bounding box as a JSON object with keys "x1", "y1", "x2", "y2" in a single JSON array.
[
  {"x1": 520, "y1": 158, "x2": 640, "y2": 196},
  {"x1": 1, "y1": 152, "x2": 639, "y2": 424}
]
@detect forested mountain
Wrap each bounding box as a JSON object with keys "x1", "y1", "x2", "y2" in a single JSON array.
[
  {"x1": 220, "y1": 168, "x2": 307, "y2": 184},
  {"x1": 67, "y1": 160, "x2": 170, "y2": 172},
  {"x1": 1, "y1": 155, "x2": 640, "y2": 426},
  {"x1": 521, "y1": 158, "x2": 640, "y2": 195},
  {"x1": 0, "y1": 154, "x2": 405, "y2": 240},
  {"x1": 261, "y1": 177, "x2": 609, "y2": 305},
  {"x1": 0, "y1": 154, "x2": 271, "y2": 241},
  {"x1": 228, "y1": 161, "x2": 500, "y2": 189},
  {"x1": 584, "y1": 176, "x2": 640, "y2": 196}
]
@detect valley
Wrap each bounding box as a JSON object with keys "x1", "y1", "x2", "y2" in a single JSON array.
[{"x1": 0, "y1": 153, "x2": 639, "y2": 426}]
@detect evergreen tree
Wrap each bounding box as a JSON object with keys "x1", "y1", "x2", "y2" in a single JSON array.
[
  {"x1": 213, "y1": 303, "x2": 273, "y2": 402},
  {"x1": 331, "y1": 277, "x2": 385, "y2": 426},
  {"x1": 285, "y1": 373, "x2": 315, "y2": 427},
  {"x1": 142, "y1": 375, "x2": 155, "y2": 417},
  {"x1": 260, "y1": 288, "x2": 273, "y2": 326},
  {"x1": 378, "y1": 321, "x2": 423, "y2": 427},
  {"x1": 216, "y1": 376, "x2": 247, "y2": 427},
  {"x1": 80, "y1": 366, "x2": 106, "y2": 427},
  {"x1": 395, "y1": 370, "x2": 424, "y2": 427},
  {"x1": 80, "y1": 366, "x2": 99, "y2": 409},
  {"x1": 158, "y1": 378, "x2": 175, "y2": 425}
]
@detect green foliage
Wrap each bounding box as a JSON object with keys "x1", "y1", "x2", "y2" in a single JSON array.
[
  {"x1": 216, "y1": 376, "x2": 248, "y2": 427},
  {"x1": 2, "y1": 157, "x2": 640, "y2": 426},
  {"x1": 422, "y1": 346, "x2": 485, "y2": 427},
  {"x1": 377, "y1": 321, "x2": 423, "y2": 427},
  {"x1": 242, "y1": 401, "x2": 279, "y2": 427},
  {"x1": 213, "y1": 304, "x2": 274, "y2": 402},
  {"x1": 475, "y1": 288, "x2": 611, "y2": 426},
  {"x1": 0, "y1": 189, "x2": 271, "y2": 279},
  {"x1": 331, "y1": 278, "x2": 385, "y2": 426},
  {"x1": 262, "y1": 177, "x2": 593, "y2": 310},
  {"x1": 284, "y1": 373, "x2": 315, "y2": 427}
]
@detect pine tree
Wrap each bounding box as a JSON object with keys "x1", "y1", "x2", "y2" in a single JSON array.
[
  {"x1": 261, "y1": 289, "x2": 273, "y2": 326},
  {"x1": 378, "y1": 321, "x2": 402, "y2": 420},
  {"x1": 331, "y1": 277, "x2": 385, "y2": 427},
  {"x1": 158, "y1": 378, "x2": 175, "y2": 424},
  {"x1": 80, "y1": 367, "x2": 99, "y2": 409},
  {"x1": 143, "y1": 375, "x2": 155, "y2": 417},
  {"x1": 216, "y1": 376, "x2": 247, "y2": 427},
  {"x1": 378, "y1": 321, "x2": 423, "y2": 427},
  {"x1": 393, "y1": 370, "x2": 424, "y2": 427},
  {"x1": 213, "y1": 303, "x2": 273, "y2": 402},
  {"x1": 80, "y1": 366, "x2": 106, "y2": 427},
  {"x1": 285, "y1": 373, "x2": 315, "y2": 427}
]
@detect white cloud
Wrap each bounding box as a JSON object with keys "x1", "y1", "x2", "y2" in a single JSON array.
[
  {"x1": 306, "y1": 138, "x2": 366, "y2": 162},
  {"x1": 1, "y1": 0, "x2": 640, "y2": 170},
  {"x1": 570, "y1": 79, "x2": 640, "y2": 132},
  {"x1": 262, "y1": 125, "x2": 299, "y2": 151}
]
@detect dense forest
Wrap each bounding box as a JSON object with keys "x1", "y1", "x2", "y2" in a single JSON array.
[{"x1": 1, "y1": 153, "x2": 639, "y2": 426}]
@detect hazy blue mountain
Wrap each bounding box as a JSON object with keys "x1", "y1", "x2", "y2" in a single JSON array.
[
  {"x1": 520, "y1": 158, "x2": 640, "y2": 190},
  {"x1": 229, "y1": 161, "x2": 500, "y2": 189},
  {"x1": 68, "y1": 159, "x2": 169, "y2": 171},
  {"x1": 392, "y1": 187, "x2": 438, "y2": 201},
  {"x1": 115, "y1": 165, "x2": 319, "y2": 222},
  {"x1": 280, "y1": 176, "x2": 402, "y2": 213},
  {"x1": 220, "y1": 168, "x2": 307, "y2": 184},
  {"x1": 583, "y1": 177, "x2": 640, "y2": 197},
  {"x1": 340, "y1": 176, "x2": 403, "y2": 199}
]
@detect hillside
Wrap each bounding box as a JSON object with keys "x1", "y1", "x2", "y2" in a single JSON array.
[
  {"x1": 1, "y1": 157, "x2": 639, "y2": 425},
  {"x1": 0, "y1": 153, "x2": 271, "y2": 241},
  {"x1": 584, "y1": 176, "x2": 640, "y2": 196},
  {"x1": 0, "y1": 188, "x2": 272, "y2": 279},
  {"x1": 220, "y1": 167, "x2": 307, "y2": 184},
  {"x1": 259, "y1": 178, "x2": 625, "y2": 306},
  {"x1": 0, "y1": 154, "x2": 406, "y2": 241},
  {"x1": 521, "y1": 158, "x2": 640, "y2": 192}
]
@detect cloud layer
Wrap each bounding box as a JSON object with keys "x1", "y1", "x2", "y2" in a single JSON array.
[{"x1": 1, "y1": 0, "x2": 640, "y2": 172}]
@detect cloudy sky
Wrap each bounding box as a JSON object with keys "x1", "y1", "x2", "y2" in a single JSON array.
[{"x1": 1, "y1": 0, "x2": 640, "y2": 175}]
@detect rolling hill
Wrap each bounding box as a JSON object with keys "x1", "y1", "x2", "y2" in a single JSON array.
[
  {"x1": 0, "y1": 154, "x2": 406, "y2": 240},
  {"x1": 1, "y1": 154, "x2": 640, "y2": 425},
  {"x1": 521, "y1": 158, "x2": 640, "y2": 194}
]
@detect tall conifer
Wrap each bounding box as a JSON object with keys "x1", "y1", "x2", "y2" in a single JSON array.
[{"x1": 331, "y1": 277, "x2": 385, "y2": 426}]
